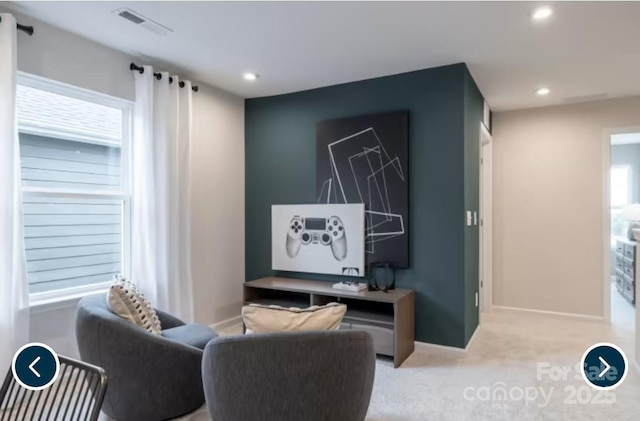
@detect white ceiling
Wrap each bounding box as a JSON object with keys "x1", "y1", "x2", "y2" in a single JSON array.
[{"x1": 5, "y1": 1, "x2": 640, "y2": 110}]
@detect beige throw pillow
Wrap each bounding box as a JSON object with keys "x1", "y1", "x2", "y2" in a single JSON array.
[
  {"x1": 242, "y1": 302, "x2": 347, "y2": 334},
  {"x1": 107, "y1": 276, "x2": 162, "y2": 335}
]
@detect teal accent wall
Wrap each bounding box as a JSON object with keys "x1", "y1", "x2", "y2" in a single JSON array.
[
  {"x1": 463, "y1": 70, "x2": 484, "y2": 344},
  {"x1": 245, "y1": 63, "x2": 483, "y2": 348}
]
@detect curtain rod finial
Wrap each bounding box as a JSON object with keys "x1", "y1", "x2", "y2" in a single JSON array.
[
  {"x1": 21, "y1": 25, "x2": 34, "y2": 36},
  {"x1": 129, "y1": 63, "x2": 144, "y2": 74}
]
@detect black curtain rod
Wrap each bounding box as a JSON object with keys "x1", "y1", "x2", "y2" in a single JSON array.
[
  {"x1": 129, "y1": 63, "x2": 199, "y2": 92},
  {"x1": 0, "y1": 16, "x2": 34, "y2": 36}
]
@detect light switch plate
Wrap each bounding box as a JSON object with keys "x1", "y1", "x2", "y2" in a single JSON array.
[
  {"x1": 466, "y1": 211, "x2": 472, "y2": 226},
  {"x1": 473, "y1": 211, "x2": 478, "y2": 226}
]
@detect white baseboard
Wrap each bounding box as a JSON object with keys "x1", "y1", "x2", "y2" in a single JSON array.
[
  {"x1": 492, "y1": 305, "x2": 604, "y2": 322},
  {"x1": 415, "y1": 324, "x2": 480, "y2": 354},
  {"x1": 210, "y1": 315, "x2": 242, "y2": 330}
]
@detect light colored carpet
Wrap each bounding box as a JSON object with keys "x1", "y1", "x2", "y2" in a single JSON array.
[{"x1": 101, "y1": 305, "x2": 640, "y2": 421}]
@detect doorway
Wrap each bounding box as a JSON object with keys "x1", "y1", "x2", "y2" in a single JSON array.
[
  {"x1": 608, "y1": 129, "x2": 639, "y2": 336},
  {"x1": 479, "y1": 123, "x2": 493, "y2": 314}
]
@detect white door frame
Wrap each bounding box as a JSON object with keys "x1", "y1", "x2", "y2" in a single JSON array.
[
  {"x1": 603, "y1": 126, "x2": 640, "y2": 323},
  {"x1": 480, "y1": 122, "x2": 493, "y2": 313}
]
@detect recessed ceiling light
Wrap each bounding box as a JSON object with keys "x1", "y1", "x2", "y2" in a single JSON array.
[
  {"x1": 536, "y1": 87, "x2": 550, "y2": 96},
  {"x1": 243, "y1": 72, "x2": 259, "y2": 81},
  {"x1": 532, "y1": 6, "x2": 553, "y2": 21}
]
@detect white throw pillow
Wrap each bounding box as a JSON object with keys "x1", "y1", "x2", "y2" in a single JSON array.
[
  {"x1": 107, "y1": 275, "x2": 162, "y2": 335},
  {"x1": 242, "y1": 302, "x2": 346, "y2": 334}
]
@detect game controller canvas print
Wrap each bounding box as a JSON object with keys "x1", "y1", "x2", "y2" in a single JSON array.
[{"x1": 272, "y1": 204, "x2": 365, "y2": 277}]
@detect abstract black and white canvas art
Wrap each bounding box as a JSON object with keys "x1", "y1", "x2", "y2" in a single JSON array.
[
  {"x1": 272, "y1": 204, "x2": 365, "y2": 277},
  {"x1": 316, "y1": 111, "x2": 409, "y2": 268}
]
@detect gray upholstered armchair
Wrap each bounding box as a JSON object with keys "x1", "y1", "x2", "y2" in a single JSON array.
[
  {"x1": 76, "y1": 294, "x2": 217, "y2": 421},
  {"x1": 202, "y1": 330, "x2": 376, "y2": 421}
]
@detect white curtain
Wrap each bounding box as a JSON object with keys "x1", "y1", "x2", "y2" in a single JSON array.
[
  {"x1": 0, "y1": 13, "x2": 29, "y2": 378},
  {"x1": 132, "y1": 66, "x2": 195, "y2": 322}
]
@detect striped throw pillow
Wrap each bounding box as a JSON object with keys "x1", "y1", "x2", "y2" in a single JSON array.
[{"x1": 107, "y1": 275, "x2": 162, "y2": 335}]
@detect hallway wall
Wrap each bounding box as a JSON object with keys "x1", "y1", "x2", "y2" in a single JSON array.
[{"x1": 493, "y1": 96, "x2": 640, "y2": 317}]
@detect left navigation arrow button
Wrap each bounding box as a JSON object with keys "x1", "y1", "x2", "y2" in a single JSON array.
[{"x1": 11, "y1": 343, "x2": 60, "y2": 390}]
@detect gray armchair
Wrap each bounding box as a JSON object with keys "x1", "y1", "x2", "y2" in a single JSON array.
[
  {"x1": 76, "y1": 294, "x2": 217, "y2": 421},
  {"x1": 202, "y1": 330, "x2": 376, "y2": 421}
]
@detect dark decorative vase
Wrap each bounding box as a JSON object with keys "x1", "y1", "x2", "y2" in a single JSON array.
[{"x1": 368, "y1": 262, "x2": 396, "y2": 292}]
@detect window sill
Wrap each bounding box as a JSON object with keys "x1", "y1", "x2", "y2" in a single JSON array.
[{"x1": 30, "y1": 286, "x2": 109, "y2": 315}]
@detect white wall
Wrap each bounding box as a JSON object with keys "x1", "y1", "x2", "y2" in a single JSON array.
[
  {"x1": 2, "y1": 8, "x2": 244, "y2": 357},
  {"x1": 11, "y1": 9, "x2": 134, "y2": 101},
  {"x1": 493, "y1": 96, "x2": 640, "y2": 317},
  {"x1": 191, "y1": 84, "x2": 245, "y2": 324}
]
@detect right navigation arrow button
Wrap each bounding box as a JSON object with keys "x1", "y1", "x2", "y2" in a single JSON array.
[
  {"x1": 581, "y1": 343, "x2": 628, "y2": 390},
  {"x1": 598, "y1": 356, "x2": 610, "y2": 378}
]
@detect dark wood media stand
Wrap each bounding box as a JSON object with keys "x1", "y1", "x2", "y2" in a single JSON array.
[{"x1": 244, "y1": 276, "x2": 415, "y2": 368}]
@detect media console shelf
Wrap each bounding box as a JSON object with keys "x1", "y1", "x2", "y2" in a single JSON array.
[{"x1": 244, "y1": 276, "x2": 415, "y2": 368}]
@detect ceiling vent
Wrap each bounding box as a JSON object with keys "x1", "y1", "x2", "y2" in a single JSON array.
[{"x1": 113, "y1": 8, "x2": 173, "y2": 36}]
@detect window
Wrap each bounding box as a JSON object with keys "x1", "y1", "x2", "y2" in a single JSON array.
[
  {"x1": 17, "y1": 73, "x2": 132, "y2": 300},
  {"x1": 611, "y1": 165, "x2": 631, "y2": 243}
]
